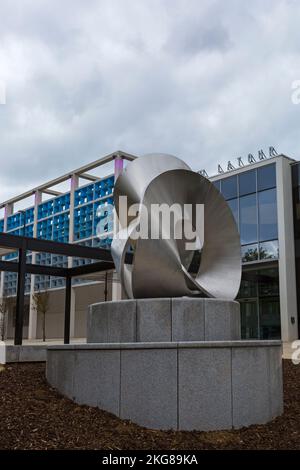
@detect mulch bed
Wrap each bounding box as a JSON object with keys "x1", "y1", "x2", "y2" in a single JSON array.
[{"x1": 0, "y1": 360, "x2": 299, "y2": 450}]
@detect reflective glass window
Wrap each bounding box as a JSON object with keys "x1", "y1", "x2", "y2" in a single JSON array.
[
  {"x1": 239, "y1": 194, "x2": 257, "y2": 244},
  {"x1": 257, "y1": 163, "x2": 276, "y2": 191},
  {"x1": 259, "y1": 298, "x2": 281, "y2": 339},
  {"x1": 292, "y1": 163, "x2": 300, "y2": 188},
  {"x1": 258, "y1": 268, "x2": 280, "y2": 296},
  {"x1": 227, "y1": 198, "x2": 238, "y2": 226},
  {"x1": 238, "y1": 275, "x2": 257, "y2": 298},
  {"x1": 213, "y1": 180, "x2": 220, "y2": 191},
  {"x1": 221, "y1": 175, "x2": 237, "y2": 200},
  {"x1": 241, "y1": 301, "x2": 259, "y2": 339},
  {"x1": 259, "y1": 240, "x2": 279, "y2": 260},
  {"x1": 239, "y1": 169, "x2": 256, "y2": 196},
  {"x1": 241, "y1": 243, "x2": 258, "y2": 262},
  {"x1": 258, "y1": 188, "x2": 278, "y2": 241}
]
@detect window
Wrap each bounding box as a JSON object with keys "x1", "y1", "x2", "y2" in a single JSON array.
[
  {"x1": 241, "y1": 243, "x2": 258, "y2": 262},
  {"x1": 257, "y1": 163, "x2": 276, "y2": 191},
  {"x1": 259, "y1": 298, "x2": 281, "y2": 339},
  {"x1": 238, "y1": 267, "x2": 280, "y2": 340},
  {"x1": 240, "y1": 301, "x2": 259, "y2": 339},
  {"x1": 239, "y1": 169, "x2": 256, "y2": 196},
  {"x1": 227, "y1": 198, "x2": 238, "y2": 226},
  {"x1": 258, "y1": 268, "x2": 280, "y2": 297},
  {"x1": 258, "y1": 188, "x2": 278, "y2": 241},
  {"x1": 292, "y1": 163, "x2": 300, "y2": 188},
  {"x1": 259, "y1": 240, "x2": 279, "y2": 260},
  {"x1": 239, "y1": 194, "x2": 257, "y2": 244},
  {"x1": 221, "y1": 175, "x2": 237, "y2": 200},
  {"x1": 238, "y1": 276, "x2": 257, "y2": 298},
  {"x1": 213, "y1": 180, "x2": 220, "y2": 191}
]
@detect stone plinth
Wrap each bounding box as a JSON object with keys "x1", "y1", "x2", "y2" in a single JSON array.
[
  {"x1": 87, "y1": 298, "x2": 241, "y2": 343},
  {"x1": 47, "y1": 340, "x2": 283, "y2": 431},
  {"x1": 46, "y1": 298, "x2": 283, "y2": 431}
]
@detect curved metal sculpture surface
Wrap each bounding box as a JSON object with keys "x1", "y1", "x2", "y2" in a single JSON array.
[{"x1": 111, "y1": 153, "x2": 241, "y2": 300}]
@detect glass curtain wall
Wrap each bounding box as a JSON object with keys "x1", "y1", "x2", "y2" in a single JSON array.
[{"x1": 214, "y1": 163, "x2": 280, "y2": 339}]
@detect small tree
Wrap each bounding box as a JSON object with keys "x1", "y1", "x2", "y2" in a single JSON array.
[
  {"x1": 32, "y1": 289, "x2": 50, "y2": 342},
  {"x1": 0, "y1": 295, "x2": 13, "y2": 341}
]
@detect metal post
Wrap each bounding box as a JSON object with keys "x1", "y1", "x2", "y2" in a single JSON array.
[
  {"x1": 104, "y1": 271, "x2": 108, "y2": 301},
  {"x1": 112, "y1": 155, "x2": 124, "y2": 301},
  {"x1": 28, "y1": 190, "x2": 42, "y2": 340},
  {"x1": 14, "y1": 247, "x2": 26, "y2": 345},
  {"x1": 64, "y1": 276, "x2": 72, "y2": 344}
]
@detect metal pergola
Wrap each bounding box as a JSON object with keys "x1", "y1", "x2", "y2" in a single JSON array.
[{"x1": 0, "y1": 232, "x2": 118, "y2": 345}]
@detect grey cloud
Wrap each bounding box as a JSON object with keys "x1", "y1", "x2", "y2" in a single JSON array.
[
  {"x1": 166, "y1": 21, "x2": 232, "y2": 56},
  {"x1": 1, "y1": 0, "x2": 300, "y2": 202}
]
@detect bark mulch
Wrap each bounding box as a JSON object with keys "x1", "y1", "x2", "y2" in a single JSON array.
[{"x1": 0, "y1": 360, "x2": 299, "y2": 450}]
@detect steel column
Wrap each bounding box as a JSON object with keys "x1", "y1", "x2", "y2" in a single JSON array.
[
  {"x1": 64, "y1": 276, "x2": 72, "y2": 344},
  {"x1": 14, "y1": 247, "x2": 26, "y2": 345}
]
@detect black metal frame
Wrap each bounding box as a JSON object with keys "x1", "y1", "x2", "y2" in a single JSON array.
[{"x1": 0, "y1": 233, "x2": 115, "y2": 345}]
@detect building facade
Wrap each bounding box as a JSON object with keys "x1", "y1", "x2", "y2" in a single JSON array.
[
  {"x1": 211, "y1": 155, "x2": 298, "y2": 343},
  {"x1": 0, "y1": 151, "x2": 299, "y2": 343}
]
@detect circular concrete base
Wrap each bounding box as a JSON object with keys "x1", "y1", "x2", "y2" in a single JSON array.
[
  {"x1": 46, "y1": 298, "x2": 283, "y2": 431},
  {"x1": 47, "y1": 340, "x2": 283, "y2": 431},
  {"x1": 87, "y1": 298, "x2": 241, "y2": 343}
]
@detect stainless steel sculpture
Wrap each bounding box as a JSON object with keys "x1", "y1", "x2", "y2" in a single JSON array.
[{"x1": 111, "y1": 153, "x2": 241, "y2": 299}]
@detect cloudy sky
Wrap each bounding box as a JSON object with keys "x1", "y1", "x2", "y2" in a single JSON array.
[{"x1": 1, "y1": 0, "x2": 300, "y2": 203}]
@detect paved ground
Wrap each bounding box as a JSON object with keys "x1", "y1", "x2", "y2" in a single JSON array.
[{"x1": 0, "y1": 360, "x2": 299, "y2": 450}]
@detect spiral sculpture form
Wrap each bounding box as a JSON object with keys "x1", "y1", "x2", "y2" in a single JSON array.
[{"x1": 111, "y1": 154, "x2": 241, "y2": 299}]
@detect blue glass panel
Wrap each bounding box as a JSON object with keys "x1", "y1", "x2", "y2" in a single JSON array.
[
  {"x1": 0, "y1": 219, "x2": 4, "y2": 232},
  {"x1": 93, "y1": 236, "x2": 113, "y2": 249},
  {"x1": 93, "y1": 199, "x2": 114, "y2": 236},
  {"x1": 37, "y1": 218, "x2": 53, "y2": 240},
  {"x1": 38, "y1": 200, "x2": 54, "y2": 219},
  {"x1": 74, "y1": 204, "x2": 93, "y2": 240},
  {"x1": 227, "y1": 198, "x2": 238, "y2": 227},
  {"x1": 25, "y1": 224, "x2": 34, "y2": 238},
  {"x1": 74, "y1": 184, "x2": 94, "y2": 206},
  {"x1": 212, "y1": 180, "x2": 220, "y2": 191},
  {"x1": 257, "y1": 163, "x2": 276, "y2": 191},
  {"x1": 7, "y1": 212, "x2": 25, "y2": 231},
  {"x1": 239, "y1": 169, "x2": 256, "y2": 196},
  {"x1": 25, "y1": 207, "x2": 35, "y2": 224},
  {"x1": 258, "y1": 188, "x2": 278, "y2": 242},
  {"x1": 54, "y1": 193, "x2": 70, "y2": 213},
  {"x1": 239, "y1": 194, "x2": 257, "y2": 244},
  {"x1": 94, "y1": 176, "x2": 114, "y2": 199},
  {"x1": 5, "y1": 251, "x2": 18, "y2": 260},
  {"x1": 53, "y1": 212, "x2": 70, "y2": 242},
  {"x1": 220, "y1": 175, "x2": 237, "y2": 200}
]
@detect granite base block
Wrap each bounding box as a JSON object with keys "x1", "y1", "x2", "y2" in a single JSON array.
[
  {"x1": 46, "y1": 340, "x2": 283, "y2": 431},
  {"x1": 87, "y1": 298, "x2": 241, "y2": 343}
]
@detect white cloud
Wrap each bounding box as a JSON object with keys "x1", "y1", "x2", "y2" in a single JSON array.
[{"x1": 0, "y1": 0, "x2": 300, "y2": 201}]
